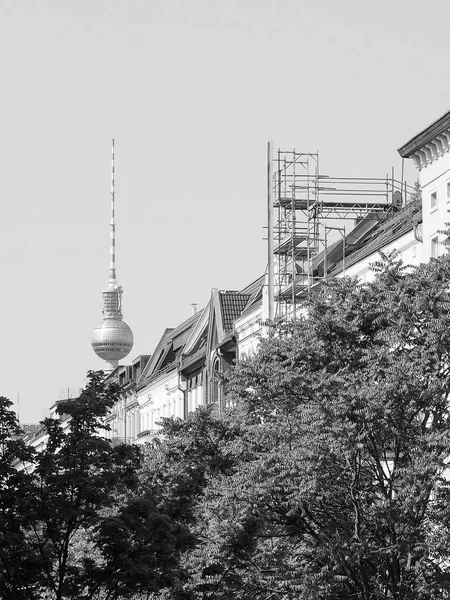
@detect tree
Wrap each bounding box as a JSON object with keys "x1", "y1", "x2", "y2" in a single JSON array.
[
  {"x1": 0, "y1": 372, "x2": 145, "y2": 600},
  {"x1": 131, "y1": 408, "x2": 240, "y2": 600},
  {"x1": 0, "y1": 397, "x2": 40, "y2": 600},
  {"x1": 1, "y1": 371, "x2": 216, "y2": 600},
  {"x1": 155, "y1": 253, "x2": 450, "y2": 599},
  {"x1": 29, "y1": 371, "x2": 144, "y2": 600}
]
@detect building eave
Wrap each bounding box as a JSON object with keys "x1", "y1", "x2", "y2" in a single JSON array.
[
  {"x1": 179, "y1": 347, "x2": 206, "y2": 374},
  {"x1": 398, "y1": 109, "x2": 450, "y2": 158}
]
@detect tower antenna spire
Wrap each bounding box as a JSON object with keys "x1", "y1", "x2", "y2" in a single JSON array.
[
  {"x1": 109, "y1": 138, "x2": 116, "y2": 285},
  {"x1": 91, "y1": 139, "x2": 134, "y2": 372}
]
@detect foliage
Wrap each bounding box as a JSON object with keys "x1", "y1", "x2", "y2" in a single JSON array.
[
  {"x1": 5, "y1": 243, "x2": 450, "y2": 600},
  {"x1": 0, "y1": 396, "x2": 39, "y2": 600},
  {"x1": 133, "y1": 408, "x2": 241, "y2": 600},
  {"x1": 145, "y1": 252, "x2": 450, "y2": 600},
  {"x1": 0, "y1": 372, "x2": 150, "y2": 600}
]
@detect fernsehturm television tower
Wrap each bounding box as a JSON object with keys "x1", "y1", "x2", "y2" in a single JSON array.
[{"x1": 91, "y1": 140, "x2": 134, "y2": 372}]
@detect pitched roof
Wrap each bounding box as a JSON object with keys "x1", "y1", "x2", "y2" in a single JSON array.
[
  {"x1": 220, "y1": 292, "x2": 252, "y2": 333},
  {"x1": 328, "y1": 198, "x2": 422, "y2": 276},
  {"x1": 239, "y1": 274, "x2": 265, "y2": 296},
  {"x1": 160, "y1": 347, "x2": 178, "y2": 369},
  {"x1": 237, "y1": 274, "x2": 265, "y2": 317},
  {"x1": 181, "y1": 304, "x2": 209, "y2": 357},
  {"x1": 137, "y1": 313, "x2": 202, "y2": 387}
]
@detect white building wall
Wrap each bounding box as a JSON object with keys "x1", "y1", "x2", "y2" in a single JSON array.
[
  {"x1": 235, "y1": 307, "x2": 264, "y2": 359},
  {"x1": 187, "y1": 384, "x2": 203, "y2": 413},
  {"x1": 136, "y1": 370, "x2": 184, "y2": 443},
  {"x1": 103, "y1": 396, "x2": 127, "y2": 441},
  {"x1": 416, "y1": 153, "x2": 450, "y2": 261},
  {"x1": 342, "y1": 230, "x2": 422, "y2": 282}
]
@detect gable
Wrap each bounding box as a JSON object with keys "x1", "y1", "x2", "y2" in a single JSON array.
[{"x1": 220, "y1": 292, "x2": 251, "y2": 333}]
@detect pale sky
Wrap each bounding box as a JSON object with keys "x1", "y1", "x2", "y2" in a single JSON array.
[{"x1": 0, "y1": 0, "x2": 448, "y2": 422}]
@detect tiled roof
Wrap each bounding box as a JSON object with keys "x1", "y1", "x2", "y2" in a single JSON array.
[
  {"x1": 329, "y1": 199, "x2": 422, "y2": 276},
  {"x1": 220, "y1": 292, "x2": 252, "y2": 333}
]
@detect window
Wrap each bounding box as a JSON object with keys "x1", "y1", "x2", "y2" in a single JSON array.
[
  {"x1": 447, "y1": 181, "x2": 450, "y2": 200},
  {"x1": 211, "y1": 358, "x2": 221, "y2": 405},
  {"x1": 431, "y1": 235, "x2": 439, "y2": 259},
  {"x1": 430, "y1": 191, "x2": 437, "y2": 210}
]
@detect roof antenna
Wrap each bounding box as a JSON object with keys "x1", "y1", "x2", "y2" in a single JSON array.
[{"x1": 109, "y1": 138, "x2": 116, "y2": 286}]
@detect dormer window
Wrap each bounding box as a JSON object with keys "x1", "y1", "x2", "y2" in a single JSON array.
[{"x1": 431, "y1": 191, "x2": 437, "y2": 210}]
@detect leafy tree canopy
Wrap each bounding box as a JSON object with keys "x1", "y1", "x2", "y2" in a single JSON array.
[
  {"x1": 147, "y1": 252, "x2": 450, "y2": 600},
  {"x1": 4, "y1": 244, "x2": 450, "y2": 600},
  {"x1": 0, "y1": 372, "x2": 183, "y2": 600}
]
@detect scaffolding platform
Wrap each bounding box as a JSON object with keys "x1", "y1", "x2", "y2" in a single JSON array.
[
  {"x1": 274, "y1": 197, "x2": 310, "y2": 210},
  {"x1": 268, "y1": 147, "x2": 416, "y2": 318},
  {"x1": 274, "y1": 234, "x2": 309, "y2": 255}
]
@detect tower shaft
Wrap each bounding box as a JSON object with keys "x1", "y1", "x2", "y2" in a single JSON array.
[
  {"x1": 92, "y1": 139, "x2": 134, "y2": 372},
  {"x1": 109, "y1": 138, "x2": 116, "y2": 286}
]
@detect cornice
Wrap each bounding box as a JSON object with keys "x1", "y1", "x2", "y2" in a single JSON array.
[{"x1": 398, "y1": 110, "x2": 450, "y2": 170}]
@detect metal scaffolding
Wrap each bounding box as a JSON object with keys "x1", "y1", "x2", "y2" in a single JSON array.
[{"x1": 267, "y1": 144, "x2": 416, "y2": 318}]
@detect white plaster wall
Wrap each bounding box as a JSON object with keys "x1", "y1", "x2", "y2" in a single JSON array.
[
  {"x1": 106, "y1": 397, "x2": 127, "y2": 440},
  {"x1": 418, "y1": 152, "x2": 450, "y2": 261},
  {"x1": 137, "y1": 370, "x2": 183, "y2": 435},
  {"x1": 340, "y1": 230, "x2": 422, "y2": 283},
  {"x1": 235, "y1": 307, "x2": 264, "y2": 359},
  {"x1": 125, "y1": 406, "x2": 139, "y2": 441},
  {"x1": 187, "y1": 384, "x2": 204, "y2": 414},
  {"x1": 29, "y1": 432, "x2": 48, "y2": 454}
]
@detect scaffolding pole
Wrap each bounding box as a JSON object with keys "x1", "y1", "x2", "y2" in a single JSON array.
[
  {"x1": 267, "y1": 141, "x2": 274, "y2": 322},
  {"x1": 267, "y1": 145, "x2": 416, "y2": 317}
]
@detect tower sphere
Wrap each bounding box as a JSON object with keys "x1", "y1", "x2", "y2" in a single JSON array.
[
  {"x1": 91, "y1": 139, "x2": 134, "y2": 372},
  {"x1": 91, "y1": 318, "x2": 134, "y2": 362}
]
